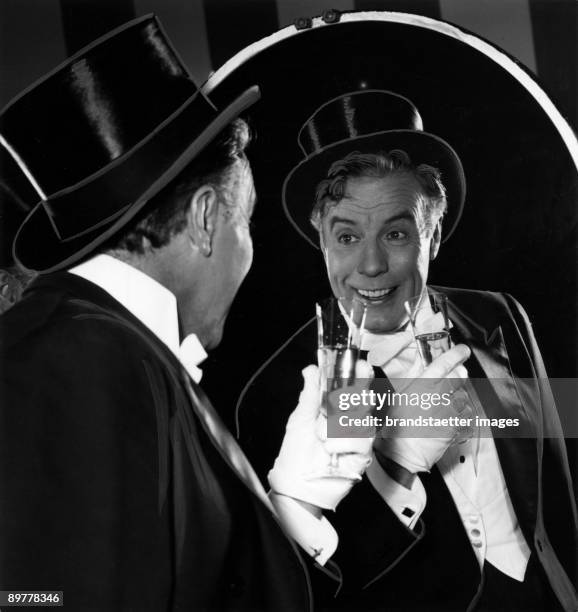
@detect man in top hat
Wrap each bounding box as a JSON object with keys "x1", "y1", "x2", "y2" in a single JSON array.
[
  {"x1": 0, "y1": 17, "x2": 380, "y2": 611},
  {"x1": 238, "y1": 90, "x2": 577, "y2": 611}
]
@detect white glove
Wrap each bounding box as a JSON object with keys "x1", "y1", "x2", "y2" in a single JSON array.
[
  {"x1": 268, "y1": 362, "x2": 374, "y2": 511},
  {"x1": 375, "y1": 344, "x2": 473, "y2": 474}
]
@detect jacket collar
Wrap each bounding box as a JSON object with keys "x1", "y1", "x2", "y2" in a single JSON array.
[
  {"x1": 446, "y1": 296, "x2": 537, "y2": 429},
  {"x1": 70, "y1": 254, "x2": 181, "y2": 355},
  {"x1": 442, "y1": 291, "x2": 540, "y2": 534},
  {"x1": 28, "y1": 270, "x2": 137, "y2": 318}
]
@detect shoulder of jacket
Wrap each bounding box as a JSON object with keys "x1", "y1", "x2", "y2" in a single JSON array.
[
  {"x1": 431, "y1": 285, "x2": 516, "y2": 321},
  {"x1": 1, "y1": 289, "x2": 176, "y2": 371}
]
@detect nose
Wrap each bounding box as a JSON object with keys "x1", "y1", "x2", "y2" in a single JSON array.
[{"x1": 357, "y1": 240, "x2": 388, "y2": 277}]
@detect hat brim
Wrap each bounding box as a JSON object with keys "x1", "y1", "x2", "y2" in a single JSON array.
[
  {"x1": 282, "y1": 129, "x2": 466, "y2": 250},
  {"x1": 13, "y1": 85, "x2": 260, "y2": 273}
]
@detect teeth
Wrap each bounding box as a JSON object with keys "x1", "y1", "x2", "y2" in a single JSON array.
[{"x1": 357, "y1": 288, "x2": 394, "y2": 299}]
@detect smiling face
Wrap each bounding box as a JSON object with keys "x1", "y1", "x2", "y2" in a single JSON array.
[{"x1": 319, "y1": 172, "x2": 441, "y2": 334}]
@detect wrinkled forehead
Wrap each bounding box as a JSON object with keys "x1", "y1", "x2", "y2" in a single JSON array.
[{"x1": 323, "y1": 174, "x2": 427, "y2": 225}]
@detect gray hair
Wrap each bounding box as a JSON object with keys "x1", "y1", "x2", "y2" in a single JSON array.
[
  {"x1": 310, "y1": 149, "x2": 447, "y2": 234},
  {"x1": 104, "y1": 118, "x2": 251, "y2": 254}
]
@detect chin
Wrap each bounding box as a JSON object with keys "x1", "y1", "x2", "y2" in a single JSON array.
[
  {"x1": 205, "y1": 318, "x2": 227, "y2": 351},
  {"x1": 366, "y1": 320, "x2": 404, "y2": 334},
  {"x1": 205, "y1": 331, "x2": 223, "y2": 351},
  {"x1": 364, "y1": 303, "x2": 407, "y2": 334}
]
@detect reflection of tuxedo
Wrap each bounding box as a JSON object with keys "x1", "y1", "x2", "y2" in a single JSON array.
[
  {"x1": 237, "y1": 287, "x2": 577, "y2": 611},
  {"x1": 0, "y1": 273, "x2": 312, "y2": 611}
]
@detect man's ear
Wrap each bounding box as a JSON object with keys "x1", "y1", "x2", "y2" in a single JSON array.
[
  {"x1": 429, "y1": 220, "x2": 442, "y2": 261},
  {"x1": 317, "y1": 224, "x2": 331, "y2": 272},
  {"x1": 312, "y1": 213, "x2": 328, "y2": 261},
  {"x1": 185, "y1": 185, "x2": 219, "y2": 257}
]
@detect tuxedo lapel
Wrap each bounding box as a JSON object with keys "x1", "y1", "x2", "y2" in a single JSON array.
[
  {"x1": 446, "y1": 299, "x2": 539, "y2": 431},
  {"x1": 179, "y1": 362, "x2": 320, "y2": 584},
  {"x1": 445, "y1": 295, "x2": 540, "y2": 535},
  {"x1": 181, "y1": 375, "x2": 274, "y2": 511}
]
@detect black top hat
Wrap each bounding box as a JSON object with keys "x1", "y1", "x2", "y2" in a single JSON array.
[
  {"x1": 0, "y1": 15, "x2": 260, "y2": 273},
  {"x1": 282, "y1": 90, "x2": 466, "y2": 249}
]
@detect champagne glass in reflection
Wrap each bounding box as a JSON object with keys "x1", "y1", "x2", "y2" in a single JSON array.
[
  {"x1": 404, "y1": 291, "x2": 479, "y2": 466},
  {"x1": 309, "y1": 296, "x2": 367, "y2": 479},
  {"x1": 404, "y1": 292, "x2": 452, "y2": 366}
]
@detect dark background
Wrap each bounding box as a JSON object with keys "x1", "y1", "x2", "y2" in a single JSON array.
[{"x1": 0, "y1": 1, "x2": 576, "y2": 432}]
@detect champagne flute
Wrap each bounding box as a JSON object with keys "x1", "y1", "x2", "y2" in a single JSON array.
[
  {"x1": 404, "y1": 291, "x2": 480, "y2": 470},
  {"x1": 405, "y1": 292, "x2": 452, "y2": 365},
  {"x1": 308, "y1": 296, "x2": 367, "y2": 479}
]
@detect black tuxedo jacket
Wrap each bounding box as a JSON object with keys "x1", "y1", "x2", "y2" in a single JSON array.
[
  {"x1": 237, "y1": 287, "x2": 577, "y2": 611},
  {"x1": 0, "y1": 273, "x2": 312, "y2": 611}
]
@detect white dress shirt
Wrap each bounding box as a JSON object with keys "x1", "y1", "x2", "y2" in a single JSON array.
[
  {"x1": 69, "y1": 254, "x2": 338, "y2": 565},
  {"x1": 70, "y1": 254, "x2": 207, "y2": 382},
  {"x1": 362, "y1": 305, "x2": 531, "y2": 581}
]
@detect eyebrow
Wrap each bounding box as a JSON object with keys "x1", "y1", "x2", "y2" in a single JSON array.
[{"x1": 328, "y1": 211, "x2": 415, "y2": 231}]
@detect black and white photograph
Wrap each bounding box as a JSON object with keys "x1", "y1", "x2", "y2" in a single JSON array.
[{"x1": 0, "y1": 1, "x2": 576, "y2": 610}]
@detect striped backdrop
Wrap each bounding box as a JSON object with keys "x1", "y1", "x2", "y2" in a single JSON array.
[{"x1": 0, "y1": 0, "x2": 575, "y2": 124}]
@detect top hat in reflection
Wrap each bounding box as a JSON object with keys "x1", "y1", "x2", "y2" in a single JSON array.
[{"x1": 282, "y1": 89, "x2": 466, "y2": 249}]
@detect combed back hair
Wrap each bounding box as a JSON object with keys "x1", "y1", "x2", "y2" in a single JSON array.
[
  {"x1": 311, "y1": 149, "x2": 447, "y2": 234},
  {"x1": 104, "y1": 118, "x2": 251, "y2": 254}
]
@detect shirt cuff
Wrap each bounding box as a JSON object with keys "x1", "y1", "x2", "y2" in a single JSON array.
[
  {"x1": 365, "y1": 454, "x2": 427, "y2": 530},
  {"x1": 269, "y1": 492, "x2": 338, "y2": 565}
]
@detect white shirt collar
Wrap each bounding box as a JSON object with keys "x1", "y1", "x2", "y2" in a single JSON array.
[{"x1": 69, "y1": 254, "x2": 207, "y2": 382}]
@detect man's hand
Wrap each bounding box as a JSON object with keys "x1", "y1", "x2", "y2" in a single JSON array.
[
  {"x1": 374, "y1": 344, "x2": 472, "y2": 479},
  {"x1": 268, "y1": 362, "x2": 374, "y2": 512}
]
